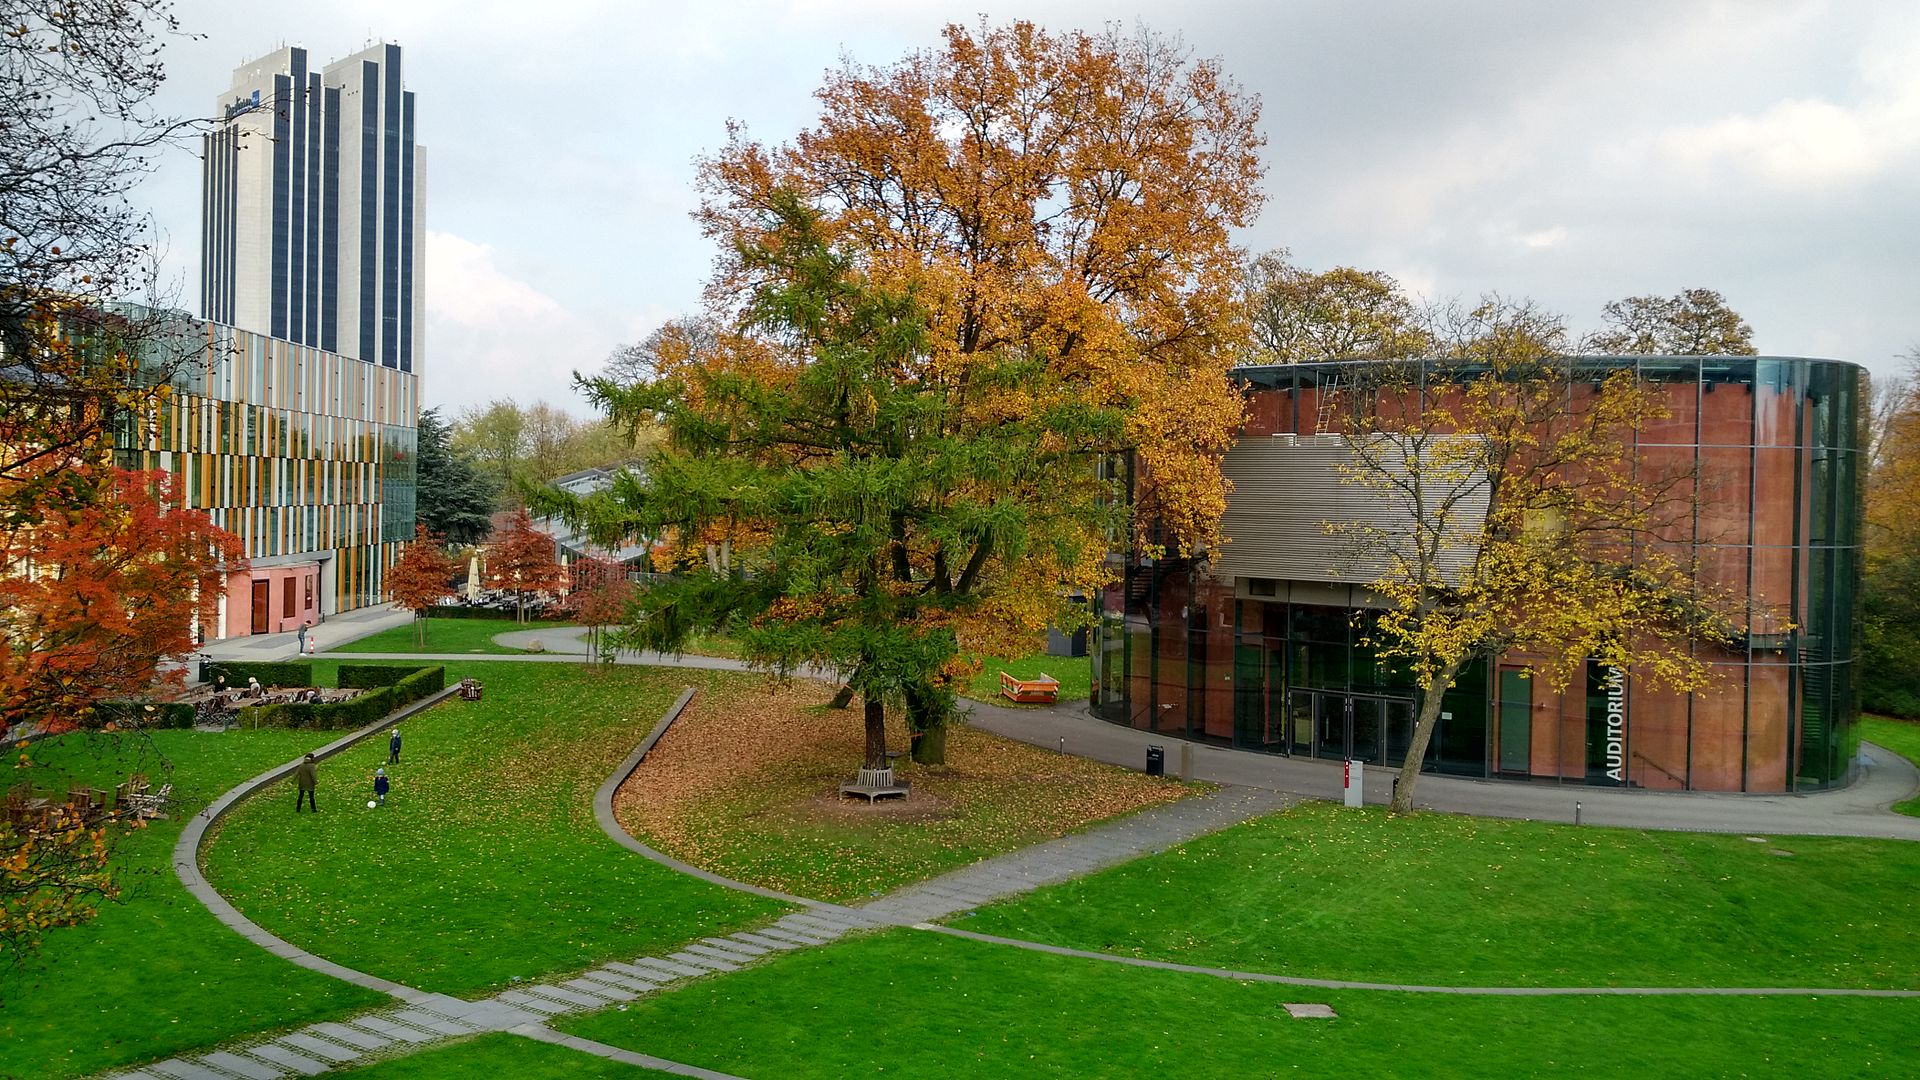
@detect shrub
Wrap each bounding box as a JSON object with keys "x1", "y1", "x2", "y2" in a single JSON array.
[
  {"x1": 237, "y1": 666, "x2": 446, "y2": 730},
  {"x1": 337, "y1": 664, "x2": 416, "y2": 689},
  {"x1": 208, "y1": 661, "x2": 315, "y2": 689}
]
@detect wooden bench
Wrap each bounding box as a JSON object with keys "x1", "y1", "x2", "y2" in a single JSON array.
[{"x1": 999, "y1": 671, "x2": 1061, "y2": 704}]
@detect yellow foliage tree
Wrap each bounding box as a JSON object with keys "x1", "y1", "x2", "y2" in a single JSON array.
[{"x1": 1328, "y1": 300, "x2": 1746, "y2": 813}]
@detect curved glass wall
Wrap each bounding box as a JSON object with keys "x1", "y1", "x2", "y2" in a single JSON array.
[{"x1": 1092, "y1": 356, "x2": 1867, "y2": 792}]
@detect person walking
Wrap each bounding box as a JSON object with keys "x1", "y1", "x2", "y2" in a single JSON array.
[
  {"x1": 388, "y1": 728, "x2": 402, "y2": 764},
  {"x1": 373, "y1": 767, "x2": 390, "y2": 806},
  {"x1": 294, "y1": 754, "x2": 319, "y2": 813}
]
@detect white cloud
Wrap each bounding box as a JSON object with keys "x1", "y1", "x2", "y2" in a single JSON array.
[
  {"x1": 1516, "y1": 226, "x2": 1568, "y2": 251},
  {"x1": 424, "y1": 231, "x2": 661, "y2": 417}
]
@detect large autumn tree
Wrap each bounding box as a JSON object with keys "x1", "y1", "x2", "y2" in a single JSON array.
[
  {"x1": 1326, "y1": 300, "x2": 1744, "y2": 813},
  {"x1": 562, "y1": 199, "x2": 1124, "y2": 767},
  {"x1": 1587, "y1": 288, "x2": 1757, "y2": 356},
  {"x1": 1863, "y1": 348, "x2": 1920, "y2": 717},
  {"x1": 1243, "y1": 250, "x2": 1429, "y2": 364},
  {"x1": 0, "y1": 463, "x2": 243, "y2": 739},
  {"x1": 560, "y1": 554, "x2": 635, "y2": 666},
  {"x1": 592, "y1": 20, "x2": 1262, "y2": 760}
]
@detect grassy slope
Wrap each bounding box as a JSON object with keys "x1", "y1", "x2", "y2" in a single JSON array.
[
  {"x1": 1859, "y1": 715, "x2": 1920, "y2": 816},
  {"x1": 0, "y1": 730, "x2": 386, "y2": 1080},
  {"x1": 561, "y1": 929, "x2": 1920, "y2": 1080},
  {"x1": 327, "y1": 619, "x2": 576, "y2": 655},
  {"x1": 333, "y1": 1033, "x2": 665, "y2": 1078},
  {"x1": 200, "y1": 663, "x2": 786, "y2": 996},
  {"x1": 961, "y1": 801, "x2": 1920, "y2": 989}
]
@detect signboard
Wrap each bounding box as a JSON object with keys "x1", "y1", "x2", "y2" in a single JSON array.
[{"x1": 1586, "y1": 661, "x2": 1628, "y2": 786}]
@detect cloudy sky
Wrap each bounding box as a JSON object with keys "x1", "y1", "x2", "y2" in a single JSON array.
[{"x1": 136, "y1": 0, "x2": 1920, "y2": 416}]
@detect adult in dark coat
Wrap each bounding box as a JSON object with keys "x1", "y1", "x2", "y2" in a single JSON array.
[{"x1": 294, "y1": 753, "x2": 318, "y2": 812}]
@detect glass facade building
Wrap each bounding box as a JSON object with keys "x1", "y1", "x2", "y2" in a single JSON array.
[
  {"x1": 113, "y1": 320, "x2": 417, "y2": 631},
  {"x1": 1092, "y1": 357, "x2": 1867, "y2": 793}
]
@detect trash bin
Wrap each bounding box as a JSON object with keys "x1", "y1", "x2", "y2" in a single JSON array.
[
  {"x1": 197, "y1": 656, "x2": 213, "y2": 683},
  {"x1": 1146, "y1": 744, "x2": 1166, "y2": 777}
]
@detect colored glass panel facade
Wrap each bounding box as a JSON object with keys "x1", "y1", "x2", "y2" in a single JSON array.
[{"x1": 1092, "y1": 356, "x2": 1866, "y2": 793}]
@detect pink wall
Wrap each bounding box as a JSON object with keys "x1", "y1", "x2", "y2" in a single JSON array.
[{"x1": 219, "y1": 562, "x2": 322, "y2": 639}]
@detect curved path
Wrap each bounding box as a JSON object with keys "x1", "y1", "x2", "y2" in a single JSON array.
[{"x1": 133, "y1": 653, "x2": 1920, "y2": 1077}]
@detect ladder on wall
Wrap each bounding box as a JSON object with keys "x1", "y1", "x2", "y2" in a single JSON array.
[{"x1": 1313, "y1": 369, "x2": 1348, "y2": 434}]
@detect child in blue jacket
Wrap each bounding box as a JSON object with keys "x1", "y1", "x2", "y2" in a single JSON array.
[{"x1": 373, "y1": 767, "x2": 390, "y2": 805}]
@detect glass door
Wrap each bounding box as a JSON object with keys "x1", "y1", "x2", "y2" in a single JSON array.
[
  {"x1": 1498, "y1": 668, "x2": 1533, "y2": 775},
  {"x1": 1350, "y1": 698, "x2": 1383, "y2": 764}
]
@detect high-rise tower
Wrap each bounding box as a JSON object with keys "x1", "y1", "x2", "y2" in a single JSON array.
[{"x1": 201, "y1": 43, "x2": 424, "y2": 375}]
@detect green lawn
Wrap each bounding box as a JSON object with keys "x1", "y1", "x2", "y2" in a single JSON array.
[
  {"x1": 960, "y1": 801, "x2": 1920, "y2": 990},
  {"x1": 327, "y1": 618, "x2": 575, "y2": 655},
  {"x1": 1860, "y1": 714, "x2": 1920, "y2": 816},
  {"x1": 0, "y1": 730, "x2": 387, "y2": 1080},
  {"x1": 560, "y1": 929, "x2": 1920, "y2": 1079},
  {"x1": 962, "y1": 652, "x2": 1090, "y2": 706},
  {"x1": 333, "y1": 1033, "x2": 666, "y2": 1078},
  {"x1": 200, "y1": 662, "x2": 788, "y2": 996}
]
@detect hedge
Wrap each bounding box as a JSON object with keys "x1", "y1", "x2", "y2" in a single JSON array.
[
  {"x1": 208, "y1": 661, "x2": 315, "y2": 689},
  {"x1": 337, "y1": 664, "x2": 418, "y2": 689},
  {"x1": 94, "y1": 701, "x2": 197, "y2": 730},
  {"x1": 238, "y1": 665, "x2": 447, "y2": 730}
]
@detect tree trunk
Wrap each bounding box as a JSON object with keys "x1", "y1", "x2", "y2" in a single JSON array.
[
  {"x1": 863, "y1": 695, "x2": 887, "y2": 769},
  {"x1": 1391, "y1": 656, "x2": 1467, "y2": 815},
  {"x1": 905, "y1": 681, "x2": 948, "y2": 765},
  {"x1": 414, "y1": 614, "x2": 426, "y2": 648}
]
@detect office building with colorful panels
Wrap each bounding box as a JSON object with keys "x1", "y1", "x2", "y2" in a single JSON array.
[
  {"x1": 114, "y1": 320, "x2": 416, "y2": 637},
  {"x1": 1093, "y1": 356, "x2": 1866, "y2": 793}
]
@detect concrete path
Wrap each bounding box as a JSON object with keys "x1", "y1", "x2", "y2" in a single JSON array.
[
  {"x1": 491, "y1": 625, "x2": 590, "y2": 654},
  {"x1": 197, "y1": 606, "x2": 414, "y2": 663},
  {"x1": 961, "y1": 697, "x2": 1920, "y2": 841}
]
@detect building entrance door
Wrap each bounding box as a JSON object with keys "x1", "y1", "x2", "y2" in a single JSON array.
[
  {"x1": 249, "y1": 580, "x2": 270, "y2": 635},
  {"x1": 1292, "y1": 690, "x2": 1413, "y2": 765}
]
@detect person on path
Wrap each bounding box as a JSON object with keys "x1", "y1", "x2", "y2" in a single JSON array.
[
  {"x1": 388, "y1": 728, "x2": 402, "y2": 764},
  {"x1": 296, "y1": 621, "x2": 309, "y2": 655},
  {"x1": 294, "y1": 754, "x2": 319, "y2": 812},
  {"x1": 373, "y1": 767, "x2": 390, "y2": 806}
]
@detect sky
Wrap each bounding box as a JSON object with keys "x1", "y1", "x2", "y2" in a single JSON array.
[{"x1": 136, "y1": 0, "x2": 1920, "y2": 417}]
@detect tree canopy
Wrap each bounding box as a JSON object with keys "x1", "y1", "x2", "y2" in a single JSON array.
[
  {"x1": 1328, "y1": 300, "x2": 1746, "y2": 812},
  {"x1": 1588, "y1": 288, "x2": 1757, "y2": 356},
  {"x1": 415, "y1": 407, "x2": 495, "y2": 545}
]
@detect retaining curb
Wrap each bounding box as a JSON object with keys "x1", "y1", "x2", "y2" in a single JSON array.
[{"x1": 172, "y1": 680, "x2": 466, "y2": 1002}]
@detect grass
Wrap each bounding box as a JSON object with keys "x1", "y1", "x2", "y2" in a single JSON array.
[
  {"x1": 615, "y1": 678, "x2": 1188, "y2": 903},
  {"x1": 0, "y1": 729, "x2": 387, "y2": 1080},
  {"x1": 560, "y1": 928, "x2": 1920, "y2": 1079},
  {"x1": 958, "y1": 801, "x2": 1920, "y2": 989},
  {"x1": 962, "y1": 652, "x2": 1090, "y2": 706},
  {"x1": 200, "y1": 662, "x2": 788, "y2": 996},
  {"x1": 326, "y1": 619, "x2": 576, "y2": 655},
  {"x1": 332, "y1": 1033, "x2": 668, "y2": 1077},
  {"x1": 1859, "y1": 714, "x2": 1920, "y2": 816}
]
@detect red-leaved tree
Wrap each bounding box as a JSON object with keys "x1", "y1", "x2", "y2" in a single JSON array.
[
  {"x1": 484, "y1": 508, "x2": 565, "y2": 623},
  {"x1": 388, "y1": 525, "x2": 457, "y2": 647},
  {"x1": 0, "y1": 464, "x2": 246, "y2": 740},
  {"x1": 560, "y1": 555, "x2": 635, "y2": 664}
]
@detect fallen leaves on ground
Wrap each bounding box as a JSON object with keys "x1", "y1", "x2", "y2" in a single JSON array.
[{"x1": 614, "y1": 680, "x2": 1188, "y2": 903}]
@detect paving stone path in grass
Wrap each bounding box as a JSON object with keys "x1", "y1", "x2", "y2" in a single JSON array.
[{"x1": 107, "y1": 754, "x2": 1292, "y2": 1078}]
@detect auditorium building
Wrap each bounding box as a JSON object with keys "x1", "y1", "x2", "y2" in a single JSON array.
[{"x1": 1092, "y1": 356, "x2": 1865, "y2": 793}]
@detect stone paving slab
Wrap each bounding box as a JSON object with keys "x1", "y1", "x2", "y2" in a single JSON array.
[
  {"x1": 761, "y1": 923, "x2": 836, "y2": 943},
  {"x1": 199, "y1": 1051, "x2": 284, "y2": 1079},
  {"x1": 630, "y1": 956, "x2": 709, "y2": 979},
  {"x1": 705, "y1": 936, "x2": 769, "y2": 956},
  {"x1": 388, "y1": 1009, "x2": 476, "y2": 1037},
  {"x1": 309, "y1": 1023, "x2": 390, "y2": 1051},
  {"x1": 605, "y1": 960, "x2": 677, "y2": 982},
  {"x1": 731, "y1": 930, "x2": 801, "y2": 950},
  {"x1": 582, "y1": 969, "x2": 658, "y2": 992},
  {"x1": 563, "y1": 977, "x2": 637, "y2": 1001},
  {"x1": 682, "y1": 942, "x2": 756, "y2": 965},
  {"x1": 349, "y1": 1017, "x2": 438, "y2": 1044},
  {"x1": 517, "y1": 983, "x2": 606, "y2": 1008},
  {"x1": 495, "y1": 990, "x2": 573, "y2": 1015},
  {"x1": 243, "y1": 1044, "x2": 328, "y2": 1076},
  {"x1": 666, "y1": 950, "x2": 738, "y2": 972},
  {"x1": 278, "y1": 1033, "x2": 361, "y2": 1063}
]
